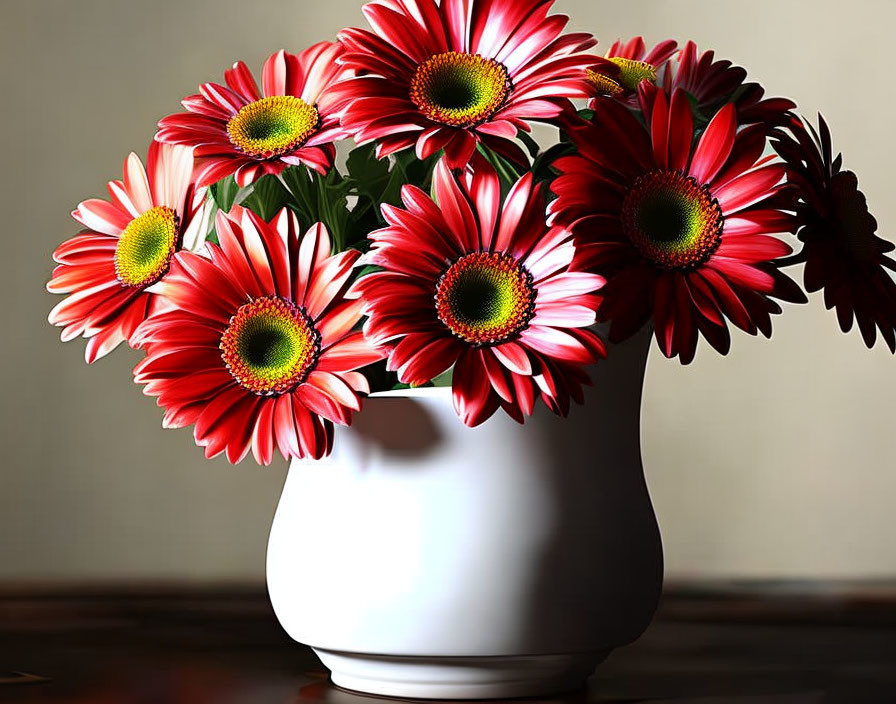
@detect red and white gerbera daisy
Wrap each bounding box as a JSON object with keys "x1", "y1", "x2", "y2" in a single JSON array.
[
  {"x1": 332, "y1": 0, "x2": 597, "y2": 168},
  {"x1": 131, "y1": 206, "x2": 384, "y2": 464},
  {"x1": 550, "y1": 88, "x2": 806, "y2": 363},
  {"x1": 47, "y1": 142, "x2": 207, "y2": 363},
  {"x1": 663, "y1": 41, "x2": 795, "y2": 128},
  {"x1": 353, "y1": 159, "x2": 606, "y2": 427},
  {"x1": 586, "y1": 36, "x2": 678, "y2": 101},
  {"x1": 156, "y1": 43, "x2": 350, "y2": 188},
  {"x1": 772, "y1": 115, "x2": 896, "y2": 352}
]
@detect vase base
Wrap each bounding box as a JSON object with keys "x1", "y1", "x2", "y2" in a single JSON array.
[{"x1": 313, "y1": 648, "x2": 609, "y2": 700}]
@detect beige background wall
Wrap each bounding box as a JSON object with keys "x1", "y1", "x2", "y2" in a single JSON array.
[{"x1": 1, "y1": 0, "x2": 894, "y2": 584}]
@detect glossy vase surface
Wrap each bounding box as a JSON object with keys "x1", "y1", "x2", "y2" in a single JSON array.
[{"x1": 266, "y1": 326, "x2": 662, "y2": 699}]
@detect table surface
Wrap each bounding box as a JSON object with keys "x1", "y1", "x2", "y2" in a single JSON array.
[{"x1": 1, "y1": 583, "x2": 895, "y2": 704}]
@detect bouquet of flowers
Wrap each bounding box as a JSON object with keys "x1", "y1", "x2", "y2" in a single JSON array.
[{"x1": 47, "y1": 0, "x2": 896, "y2": 465}]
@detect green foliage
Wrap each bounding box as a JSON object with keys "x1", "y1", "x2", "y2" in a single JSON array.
[
  {"x1": 531, "y1": 142, "x2": 576, "y2": 184},
  {"x1": 279, "y1": 167, "x2": 353, "y2": 250},
  {"x1": 209, "y1": 175, "x2": 239, "y2": 213},
  {"x1": 277, "y1": 145, "x2": 439, "y2": 252},
  {"x1": 241, "y1": 174, "x2": 292, "y2": 222},
  {"x1": 346, "y1": 144, "x2": 438, "y2": 236},
  {"x1": 517, "y1": 130, "x2": 541, "y2": 159},
  {"x1": 476, "y1": 143, "x2": 528, "y2": 196}
]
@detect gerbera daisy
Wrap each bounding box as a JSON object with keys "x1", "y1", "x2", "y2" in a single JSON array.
[
  {"x1": 586, "y1": 36, "x2": 678, "y2": 100},
  {"x1": 772, "y1": 115, "x2": 896, "y2": 352},
  {"x1": 156, "y1": 43, "x2": 350, "y2": 188},
  {"x1": 332, "y1": 0, "x2": 597, "y2": 168},
  {"x1": 47, "y1": 142, "x2": 207, "y2": 363},
  {"x1": 352, "y1": 159, "x2": 606, "y2": 427},
  {"x1": 663, "y1": 40, "x2": 795, "y2": 128},
  {"x1": 550, "y1": 89, "x2": 806, "y2": 363},
  {"x1": 131, "y1": 206, "x2": 384, "y2": 464}
]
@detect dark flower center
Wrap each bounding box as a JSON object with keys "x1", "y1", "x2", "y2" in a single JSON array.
[
  {"x1": 622, "y1": 170, "x2": 724, "y2": 270},
  {"x1": 410, "y1": 52, "x2": 510, "y2": 127},
  {"x1": 220, "y1": 296, "x2": 320, "y2": 395},
  {"x1": 435, "y1": 252, "x2": 536, "y2": 345}
]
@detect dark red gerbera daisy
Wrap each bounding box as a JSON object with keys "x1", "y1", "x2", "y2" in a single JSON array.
[
  {"x1": 47, "y1": 143, "x2": 207, "y2": 362},
  {"x1": 156, "y1": 44, "x2": 351, "y2": 187},
  {"x1": 331, "y1": 0, "x2": 597, "y2": 168},
  {"x1": 352, "y1": 158, "x2": 606, "y2": 426},
  {"x1": 550, "y1": 88, "x2": 806, "y2": 363},
  {"x1": 663, "y1": 40, "x2": 795, "y2": 128},
  {"x1": 772, "y1": 115, "x2": 896, "y2": 352},
  {"x1": 131, "y1": 207, "x2": 384, "y2": 464}
]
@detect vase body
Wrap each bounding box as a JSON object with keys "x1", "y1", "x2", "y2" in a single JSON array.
[{"x1": 266, "y1": 326, "x2": 662, "y2": 699}]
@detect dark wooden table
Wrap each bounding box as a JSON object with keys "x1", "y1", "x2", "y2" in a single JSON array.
[{"x1": 1, "y1": 583, "x2": 895, "y2": 703}]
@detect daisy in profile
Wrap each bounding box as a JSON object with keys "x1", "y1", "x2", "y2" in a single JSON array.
[
  {"x1": 551, "y1": 88, "x2": 806, "y2": 363},
  {"x1": 332, "y1": 0, "x2": 597, "y2": 167},
  {"x1": 353, "y1": 159, "x2": 606, "y2": 427},
  {"x1": 773, "y1": 115, "x2": 896, "y2": 351},
  {"x1": 48, "y1": 142, "x2": 207, "y2": 363},
  {"x1": 663, "y1": 41, "x2": 795, "y2": 128},
  {"x1": 586, "y1": 36, "x2": 678, "y2": 101},
  {"x1": 156, "y1": 43, "x2": 350, "y2": 187},
  {"x1": 131, "y1": 207, "x2": 384, "y2": 464}
]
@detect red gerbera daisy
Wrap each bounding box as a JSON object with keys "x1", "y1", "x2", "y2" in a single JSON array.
[
  {"x1": 332, "y1": 0, "x2": 597, "y2": 168},
  {"x1": 772, "y1": 115, "x2": 896, "y2": 352},
  {"x1": 586, "y1": 36, "x2": 678, "y2": 101},
  {"x1": 156, "y1": 43, "x2": 350, "y2": 188},
  {"x1": 663, "y1": 40, "x2": 795, "y2": 128},
  {"x1": 352, "y1": 159, "x2": 606, "y2": 427},
  {"x1": 130, "y1": 207, "x2": 385, "y2": 464},
  {"x1": 47, "y1": 142, "x2": 207, "y2": 363},
  {"x1": 550, "y1": 89, "x2": 806, "y2": 363}
]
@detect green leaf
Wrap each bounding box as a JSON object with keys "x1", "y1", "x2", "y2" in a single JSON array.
[
  {"x1": 400, "y1": 151, "x2": 439, "y2": 192},
  {"x1": 241, "y1": 174, "x2": 292, "y2": 222},
  {"x1": 354, "y1": 264, "x2": 383, "y2": 278},
  {"x1": 204, "y1": 227, "x2": 220, "y2": 246},
  {"x1": 280, "y1": 166, "x2": 354, "y2": 250},
  {"x1": 209, "y1": 175, "x2": 239, "y2": 213},
  {"x1": 531, "y1": 141, "x2": 576, "y2": 183},
  {"x1": 347, "y1": 143, "x2": 391, "y2": 198},
  {"x1": 476, "y1": 143, "x2": 525, "y2": 194},
  {"x1": 517, "y1": 130, "x2": 541, "y2": 159},
  {"x1": 431, "y1": 368, "x2": 453, "y2": 387}
]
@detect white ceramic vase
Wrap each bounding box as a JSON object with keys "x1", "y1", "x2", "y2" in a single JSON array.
[{"x1": 266, "y1": 325, "x2": 662, "y2": 699}]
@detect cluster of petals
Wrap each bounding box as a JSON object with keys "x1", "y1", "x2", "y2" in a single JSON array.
[
  {"x1": 772, "y1": 115, "x2": 896, "y2": 351},
  {"x1": 47, "y1": 142, "x2": 207, "y2": 362},
  {"x1": 156, "y1": 43, "x2": 351, "y2": 187},
  {"x1": 551, "y1": 86, "x2": 806, "y2": 363},
  {"x1": 131, "y1": 207, "x2": 384, "y2": 464},
  {"x1": 332, "y1": 0, "x2": 598, "y2": 167},
  {"x1": 663, "y1": 41, "x2": 796, "y2": 128},
  {"x1": 353, "y1": 159, "x2": 606, "y2": 426},
  {"x1": 586, "y1": 36, "x2": 678, "y2": 103},
  {"x1": 47, "y1": 3, "x2": 896, "y2": 468}
]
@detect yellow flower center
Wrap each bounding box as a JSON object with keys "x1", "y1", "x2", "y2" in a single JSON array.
[
  {"x1": 410, "y1": 52, "x2": 510, "y2": 128},
  {"x1": 435, "y1": 252, "x2": 536, "y2": 346},
  {"x1": 226, "y1": 96, "x2": 320, "y2": 159},
  {"x1": 114, "y1": 206, "x2": 179, "y2": 287},
  {"x1": 622, "y1": 171, "x2": 724, "y2": 270},
  {"x1": 220, "y1": 296, "x2": 320, "y2": 396},
  {"x1": 588, "y1": 57, "x2": 657, "y2": 96}
]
